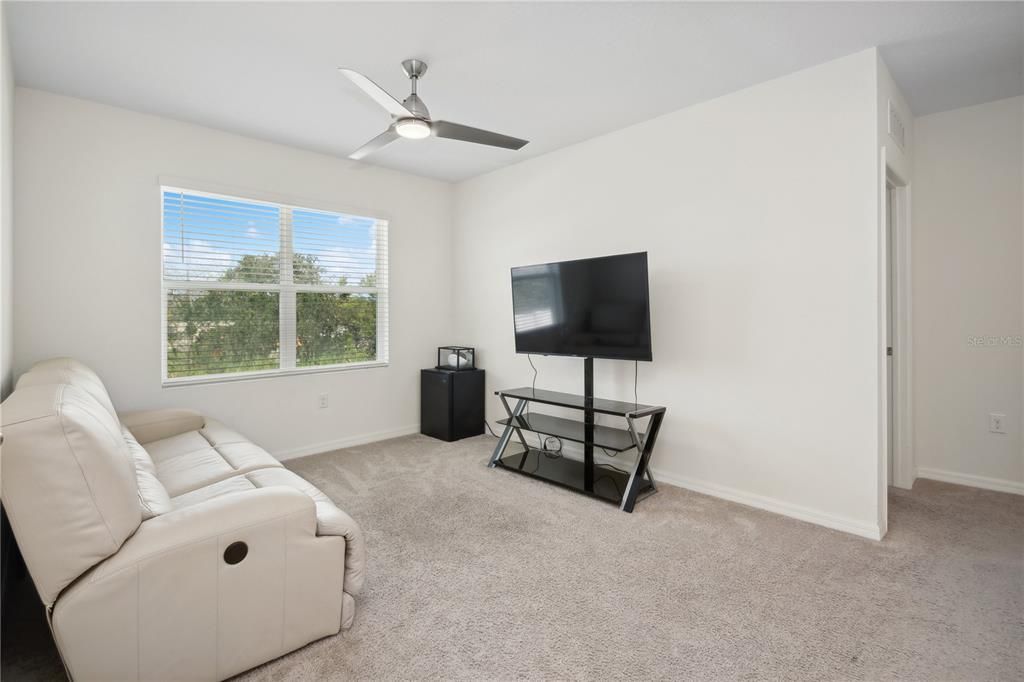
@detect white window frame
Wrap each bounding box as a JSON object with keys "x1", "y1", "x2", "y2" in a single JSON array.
[{"x1": 160, "y1": 181, "x2": 390, "y2": 387}]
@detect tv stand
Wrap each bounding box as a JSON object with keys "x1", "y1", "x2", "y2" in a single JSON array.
[{"x1": 488, "y1": 359, "x2": 666, "y2": 512}]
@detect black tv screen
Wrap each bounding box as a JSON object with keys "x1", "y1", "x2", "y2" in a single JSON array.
[{"x1": 511, "y1": 252, "x2": 652, "y2": 361}]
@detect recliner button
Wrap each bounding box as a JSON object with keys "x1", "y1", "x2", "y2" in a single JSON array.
[{"x1": 224, "y1": 541, "x2": 248, "y2": 565}]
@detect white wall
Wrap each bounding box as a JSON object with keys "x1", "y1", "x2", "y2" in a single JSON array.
[
  {"x1": 913, "y1": 96, "x2": 1023, "y2": 493},
  {"x1": 13, "y1": 88, "x2": 453, "y2": 457},
  {"x1": 0, "y1": 5, "x2": 13, "y2": 400},
  {"x1": 453, "y1": 50, "x2": 883, "y2": 538}
]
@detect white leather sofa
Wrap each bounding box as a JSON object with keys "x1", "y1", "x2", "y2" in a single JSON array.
[{"x1": 0, "y1": 358, "x2": 366, "y2": 681}]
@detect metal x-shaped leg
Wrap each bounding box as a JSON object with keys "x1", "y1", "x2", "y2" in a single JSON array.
[
  {"x1": 488, "y1": 397, "x2": 529, "y2": 467},
  {"x1": 620, "y1": 410, "x2": 665, "y2": 512}
]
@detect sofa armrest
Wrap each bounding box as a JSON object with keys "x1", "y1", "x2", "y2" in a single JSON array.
[
  {"x1": 51, "y1": 487, "x2": 347, "y2": 681},
  {"x1": 316, "y1": 504, "x2": 366, "y2": 595},
  {"x1": 244, "y1": 468, "x2": 366, "y2": 595},
  {"x1": 84, "y1": 487, "x2": 313, "y2": 579},
  {"x1": 118, "y1": 408, "x2": 205, "y2": 443}
]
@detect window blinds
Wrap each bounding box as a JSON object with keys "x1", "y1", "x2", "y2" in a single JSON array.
[{"x1": 162, "y1": 187, "x2": 388, "y2": 381}]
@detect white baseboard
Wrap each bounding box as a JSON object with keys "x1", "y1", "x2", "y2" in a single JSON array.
[
  {"x1": 274, "y1": 424, "x2": 420, "y2": 462},
  {"x1": 275, "y1": 428, "x2": 882, "y2": 539},
  {"x1": 915, "y1": 467, "x2": 1024, "y2": 496},
  {"x1": 650, "y1": 468, "x2": 883, "y2": 540},
  {"x1": 543, "y1": 442, "x2": 881, "y2": 540}
]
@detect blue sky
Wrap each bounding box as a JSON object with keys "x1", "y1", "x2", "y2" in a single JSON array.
[{"x1": 162, "y1": 190, "x2": 380, "y2": 285}]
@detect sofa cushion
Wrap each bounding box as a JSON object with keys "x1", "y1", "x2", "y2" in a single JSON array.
[
  {"x1": 119, "y1": 408, "x2": 205, "y2": 445},
  {"x1": 169, "y1": 469, "x2": 325, "y2": 523},
  {"x1": 144, "y1": 420, "x2": 282, "y2": 497},
  {"x1": 122, "y1": 427, "x2": 173, "y2": 520},
  {"x1": 144, "y1": 431, "x2": 213, "y2": 461},
  {"x1": 198, "y1": 420, "x2": 249, "y2": 446},
  {"x1": 169, "y1": 475, "x2": 258, "y2": 509}
]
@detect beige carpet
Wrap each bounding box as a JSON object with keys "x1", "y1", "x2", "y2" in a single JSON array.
[{"x1": 3, "y1": 433, "x2": 1023, "y2": 680}]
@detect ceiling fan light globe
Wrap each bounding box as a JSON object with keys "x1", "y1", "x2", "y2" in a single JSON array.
[{"x1": 395, "y1": 118, "x2": 431, "y2": 140}]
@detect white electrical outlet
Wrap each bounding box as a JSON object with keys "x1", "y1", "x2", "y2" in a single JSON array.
[
  {"x1": 989, "y1": 413, "x2": 1006, "y2": 434},
  {"x1": 318, "y1": 394, "x2": 329, "y2": 409}
]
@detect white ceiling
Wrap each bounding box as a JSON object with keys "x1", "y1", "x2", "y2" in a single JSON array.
[{"x1": 8, "y1": 2, "x2": 1022, "y2": 183}]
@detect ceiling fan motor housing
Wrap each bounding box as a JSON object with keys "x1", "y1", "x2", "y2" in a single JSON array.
[
  {"x1": 400, "y1": 60, "x2": 431, "y2": 120},
  {"x1": 402, "y1": 93, "x2": 430, "y2": 120}
]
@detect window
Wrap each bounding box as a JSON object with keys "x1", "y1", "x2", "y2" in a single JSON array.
[{"x1": 161, "y1": 186, "x2": 388, "y2": 383}]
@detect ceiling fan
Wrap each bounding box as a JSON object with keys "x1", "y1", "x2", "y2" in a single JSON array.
[{"x1": 339, "y1": 59, "x2": 529, "y2": 161}]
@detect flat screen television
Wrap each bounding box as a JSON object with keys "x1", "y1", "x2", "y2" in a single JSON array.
[{"x1": 511, "y1": 252, "x2": 652, "y2": 361}]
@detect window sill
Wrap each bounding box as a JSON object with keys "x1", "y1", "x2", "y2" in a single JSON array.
[{"x1": 162, "y1": 360, "x2": 389, "y2": 388}]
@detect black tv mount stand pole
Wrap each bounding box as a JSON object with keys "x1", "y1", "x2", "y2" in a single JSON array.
[
  {"x1": 583, "y1": 357, "x2": 595, "y2": 492},
  {"x1": 489, "y1": 356, "x2": 666, "y2": 512}
]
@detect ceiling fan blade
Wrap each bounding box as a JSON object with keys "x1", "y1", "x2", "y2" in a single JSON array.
[
  {"x1": 348, "y1": 127, "x2": 400, "y2": 161},
  {"x1": 338, "y1": 68, "x2": 413, "y2": 118},
  {"x1": 432, "y1": 120, "x2": 529, "y2": 150}
]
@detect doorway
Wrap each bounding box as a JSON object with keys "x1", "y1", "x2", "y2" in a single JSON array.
[
  {"x1": 887, "y1": 184, "x2": 895, "y2": 485},
  {"x1": 885, "y1": 173, "x2": 913, "y2": 492}
]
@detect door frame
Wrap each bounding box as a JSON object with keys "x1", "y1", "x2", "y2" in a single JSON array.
[
  {"x1": 887, "y1": 176, "x2": 914, "y2": 493},
  {"x1": 878, "y1": 147, "x2": 915, "y2": 538}
]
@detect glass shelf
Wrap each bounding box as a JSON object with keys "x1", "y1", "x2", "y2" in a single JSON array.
[
  {"x1": 494, "y1": 448, "x2": 654, "y2": 506},
  {"x1": 495, "y1": 387, "x2": 661, "y2": 417},
  {"x1": 496, "y1": 412, "x2": 641, "y2": 452}
]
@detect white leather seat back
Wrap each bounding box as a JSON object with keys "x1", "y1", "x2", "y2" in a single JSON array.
[
  {"x1": 1, "y1": 382, "x2": 142, "y2": 606},
  {"x1": 16, "y1": 357, "x2": 118, "y2": 419},
  {"x1": 122, "y1": 426, "x2": 173, "y2": 520}
]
